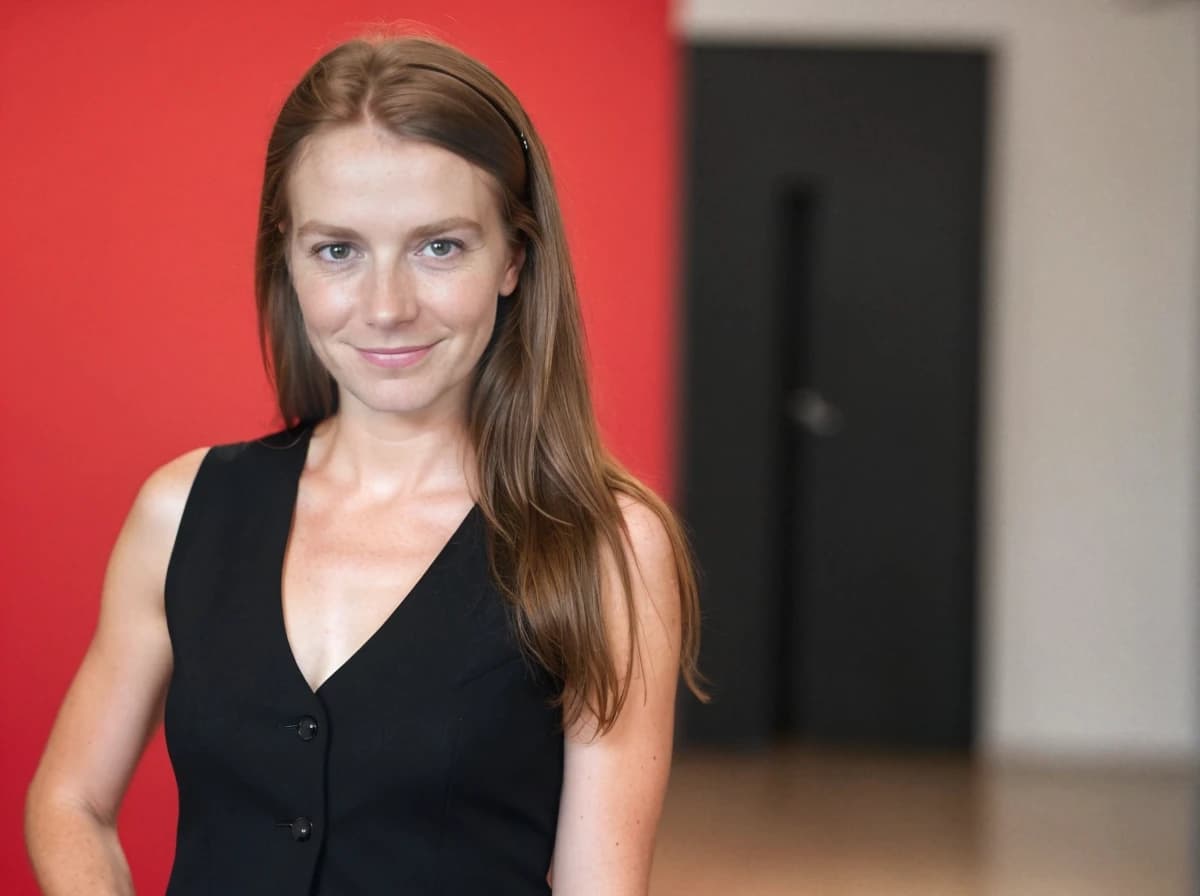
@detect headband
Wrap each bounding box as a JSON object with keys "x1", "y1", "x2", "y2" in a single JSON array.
[{"x1": 406, "y1": 62, "x2": 531, "y2": 156}]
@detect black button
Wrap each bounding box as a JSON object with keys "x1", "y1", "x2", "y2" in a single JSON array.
[
  {"x1": 296, "y1": 716, "x2": 319, "y2": 741},
  {"x1": 290, "y1": 816, "x2": 313, "y2": 842}
]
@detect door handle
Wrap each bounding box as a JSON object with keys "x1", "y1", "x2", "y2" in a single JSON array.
[{"x1": 787, "y1": 388, "x2": 843, "y2": 436}]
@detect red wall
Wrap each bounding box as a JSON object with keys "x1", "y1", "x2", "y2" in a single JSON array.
[{"x1": 0, "y1": 3, "x2": 678, "y2": 890}]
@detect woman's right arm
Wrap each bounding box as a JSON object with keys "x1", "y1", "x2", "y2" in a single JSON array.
[{"x1": 24, "y1": 447, "x2": 209, "y2": 895}]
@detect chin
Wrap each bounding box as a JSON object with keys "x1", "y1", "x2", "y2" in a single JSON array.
[{"x1": 342, "y1": 379, "x2": 464, "y2": 420}]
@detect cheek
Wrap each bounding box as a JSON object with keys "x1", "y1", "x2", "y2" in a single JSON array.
[
  {"x1": 292, "y1": 271, "x2": 356, "y2": 331},
  {"x1": 449, "y1": 292, "x2": 500, "y2": 347},
  {"x1": 424, "y1": 275, "x2": 499, "y2": 330}
]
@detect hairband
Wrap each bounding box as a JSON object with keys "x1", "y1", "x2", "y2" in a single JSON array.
[{"x1": 407, "y1": 63, "x2": 530, "y2": 156}]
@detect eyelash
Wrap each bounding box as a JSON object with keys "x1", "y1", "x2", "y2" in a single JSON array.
[
  {"x1": 309, "y1": 239, "x2": 465, "y2": 264},
  {"x1": 423, "y1": 238, "x2": 465, "y2": 259}
]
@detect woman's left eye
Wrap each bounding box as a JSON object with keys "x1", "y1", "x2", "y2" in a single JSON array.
[{"x1": 423, "y1": 239, "x2": 463, "y2": 259}]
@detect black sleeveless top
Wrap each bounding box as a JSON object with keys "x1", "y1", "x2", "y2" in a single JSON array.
[{"x1": 162, "y1": 423, "x2": 564, "y2": 895}]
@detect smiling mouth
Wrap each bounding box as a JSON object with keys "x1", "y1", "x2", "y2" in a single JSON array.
[
  {"x1": 355, "y1": 344, "x2": 435, "y2": 368},
  {"x1": 360, "y1": 345, "x2": 431, "y2": 353}
]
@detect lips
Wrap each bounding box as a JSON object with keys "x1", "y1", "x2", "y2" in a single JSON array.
[{"x1": 355, "y1": 343, "x2": 435, "y2": 369}]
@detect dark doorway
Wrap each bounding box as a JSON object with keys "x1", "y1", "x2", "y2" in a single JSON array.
[{"x1": 679, "y1": 45, "x2": 988, "y2": 751}]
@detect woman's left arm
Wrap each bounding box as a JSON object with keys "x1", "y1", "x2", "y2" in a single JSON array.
[{"x1": 548, "y1": 497, "x2": 683, "y2": 895}]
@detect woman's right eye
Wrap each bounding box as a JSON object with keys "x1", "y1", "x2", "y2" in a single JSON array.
[{"x1": 314, "y1": 243, "x2": 354, "y2": 262}]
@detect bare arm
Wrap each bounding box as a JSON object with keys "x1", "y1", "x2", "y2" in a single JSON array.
[
  {"x1": 549, "y1": 497, "x2": 684, "y2": 895},
  {"x1": 24, "y1": 447, "x2": 208, "y2": 895}
]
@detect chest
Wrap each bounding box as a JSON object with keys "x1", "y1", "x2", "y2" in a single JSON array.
[{"x1": 280, "y1": 490, "x2": 479, "y2": 694}]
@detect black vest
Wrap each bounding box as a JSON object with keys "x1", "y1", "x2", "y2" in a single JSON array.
[{"x1": 162, "y1": 423, "x2": 563, "y2": 894}]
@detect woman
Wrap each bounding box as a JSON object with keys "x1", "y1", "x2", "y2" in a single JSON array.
[{"x1": 25, "y1": 33, "x2": 705, "y2": 895}]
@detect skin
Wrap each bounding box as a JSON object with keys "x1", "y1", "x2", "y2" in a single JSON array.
[{"x1": 25, "y1": 122, "x2": 681, "y2": 895}]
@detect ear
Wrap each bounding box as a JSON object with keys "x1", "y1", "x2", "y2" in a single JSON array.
[{"x1": 499, "y1": 242, "x2": 527, "y2": 298}]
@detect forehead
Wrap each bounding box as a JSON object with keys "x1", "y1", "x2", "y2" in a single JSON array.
[{"x1": 286, "y1": 123, "x2": 504, "y2": 230}]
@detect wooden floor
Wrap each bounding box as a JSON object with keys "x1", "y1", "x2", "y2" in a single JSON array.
[{"x1": 650, "y1": 746, "x2": 1197, "y2": 895}]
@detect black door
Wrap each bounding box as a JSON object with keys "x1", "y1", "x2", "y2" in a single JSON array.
[{"x1": 680, "y1": 46, "x2": 988, "y2": 750}]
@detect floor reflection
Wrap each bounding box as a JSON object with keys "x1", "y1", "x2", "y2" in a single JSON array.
[{"x1": 651, "y1": 745, "x2": 1196, "y2": 895}]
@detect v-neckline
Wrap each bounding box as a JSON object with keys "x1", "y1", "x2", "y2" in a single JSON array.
[{"x1": 274, "y1": 423, "x2": 479, "y2": 698}]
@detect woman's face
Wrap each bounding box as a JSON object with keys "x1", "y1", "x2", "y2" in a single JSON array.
[{"x1": 284, "y1": 123, "x2": 523, "y2": 424}]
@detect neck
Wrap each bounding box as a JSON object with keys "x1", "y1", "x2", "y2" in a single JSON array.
[{"x1": 307, "y1": 401, "x2": 476, "y2": 503}]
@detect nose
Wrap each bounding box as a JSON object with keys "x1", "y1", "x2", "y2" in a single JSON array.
[{"x1": 364, "y1": 259, "x2": 419, "y2": 327}]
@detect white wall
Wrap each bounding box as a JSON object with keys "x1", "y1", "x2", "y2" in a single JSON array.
[{"x1": 677, "y1": 0, "x2": 1200, "y2": 761}]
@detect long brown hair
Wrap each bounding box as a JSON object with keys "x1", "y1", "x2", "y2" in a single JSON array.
[{"x1": 254, "y1": 34, "x2": 707, "y2": 734}]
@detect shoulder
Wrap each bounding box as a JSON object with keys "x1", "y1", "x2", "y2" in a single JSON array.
[
  {"x1": 138, "y1": 422, "x2": 306, "y2": 509},
  {"x1": 137, "y1": 446, "x2": 211, "y2": 517},
  {"x1": 90, "y1": 445, "x2": 213, "y2": 628},
  {"x1": 600, "y1": 492, "x2": 683, "y2": 648},
  {"x1": 123, "y1": 446, "x2": 212, "y2": 562},
  {"x1": 611, "y1": 492, "x2": 676, "y2": 588},
  {"x1": 131, "y1": 422, "x2": 302, "y2": 530}
]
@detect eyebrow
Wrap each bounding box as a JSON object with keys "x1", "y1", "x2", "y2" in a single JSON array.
[{"x1": 294, "y1": 216, "x2": 484, "y2": 241}]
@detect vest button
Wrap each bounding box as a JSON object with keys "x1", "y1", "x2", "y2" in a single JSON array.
[
  {"x1": 290, "y1": 816, "x2": 313, "y2": 842},
  {"x1": 296, "y1": 716, "x2": 319, "y2": 741}
]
